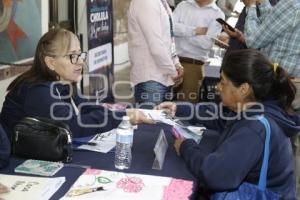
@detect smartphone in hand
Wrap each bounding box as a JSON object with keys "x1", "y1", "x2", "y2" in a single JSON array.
[{"x1": 216, "y1": 18, "x2": 235, "y2": 32}]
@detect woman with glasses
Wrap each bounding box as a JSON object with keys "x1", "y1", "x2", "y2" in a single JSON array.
[
  {"x1": 157, "y1": 49, "x2": 299, "y2": 199},
  {"x1": 0, "y1": 28, "x2": 153, "y2": 139}
]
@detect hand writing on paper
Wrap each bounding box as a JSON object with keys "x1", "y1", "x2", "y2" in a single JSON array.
[{"x1": 174, "y1": 138, "x2": 185, "y2": 156}]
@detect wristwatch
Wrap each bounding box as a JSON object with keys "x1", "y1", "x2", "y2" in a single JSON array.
[{"x1": 175, "y1": 64, "x2": 184, "y2": 71}]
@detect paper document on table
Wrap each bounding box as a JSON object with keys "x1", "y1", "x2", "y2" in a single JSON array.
[
  {"x1": 0, "y1": 174, "x2": 65, "y2": 200},
  {"x1": 75, "y1": 130, "x2": 116, "y2": 153},
  {"x1": 139, "y1": 109, "x2": 177, "y2": 126},
  {"x1": 61, "y1": 168, "x2": 193, "y2": 200}
]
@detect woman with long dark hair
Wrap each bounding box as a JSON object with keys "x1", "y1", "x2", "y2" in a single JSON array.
[{"x1": 158, "y1": 49, "x2": 299, "y2": 199}]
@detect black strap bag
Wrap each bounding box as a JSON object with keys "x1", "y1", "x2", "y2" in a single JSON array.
[{"x1": 12, "y1": 117, "x2": 73, "y2": 163}]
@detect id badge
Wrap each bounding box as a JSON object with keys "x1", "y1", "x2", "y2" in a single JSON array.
[{"x1": 171, "y1": 41, "x2": 176, "y2": 57}]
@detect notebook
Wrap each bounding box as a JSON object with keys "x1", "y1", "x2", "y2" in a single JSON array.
[
  {"x1": 0, "y1": 174, "x2": 65, "y2": 200},
  {"x1": 15, "y1": 159, "x2": 64, "y2": 176}
]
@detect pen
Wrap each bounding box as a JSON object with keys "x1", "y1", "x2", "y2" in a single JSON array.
[
  {"x1": 72, "y1": 141, "x2": 97, "y2": 146},
  {"x1": 66, "y1": 186, "x2": 104, "y2": 197},
  {"x1": 63, "y1": 163, "x2": 91, "y2": 169},
  {"x1": 147, "y1": 113, "x2": 154, "y2": 120}
]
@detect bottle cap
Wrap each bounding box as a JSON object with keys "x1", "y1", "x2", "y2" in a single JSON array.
[{"x1": 122, "y1": 116, "x2": 130, "y2": 121}]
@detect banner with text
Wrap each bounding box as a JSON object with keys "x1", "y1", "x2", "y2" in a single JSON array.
[{"x1": 86, "y1": 0, "x2": 114, "y2": 102}]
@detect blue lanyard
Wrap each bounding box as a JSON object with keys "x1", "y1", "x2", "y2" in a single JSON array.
[
  {"x1": 161, "y1": 0, "x2": 177, "y2": 57},
  {"x1": 160, "y1": 0, "x2": 174, "y2": 38}
]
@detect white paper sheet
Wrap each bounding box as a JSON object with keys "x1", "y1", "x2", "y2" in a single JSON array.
[
  {"x1": 77, "y1": 130, "x2": 116, "y2": 153},
  {"x1": 139, "y1": 109, "x2": 178, "y2": 126},
  {"x1": 60, "y1": 169, "x2": 193, "y2": 200},
  {"x1": 0, "y1": 175, "x2": 65, "y2": 200}
]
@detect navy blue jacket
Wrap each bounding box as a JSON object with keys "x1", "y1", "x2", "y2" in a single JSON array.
[
  {"x1": 176, "y1": 101, "x2": 299, "y2": 199},
  {"x1": 0, "y1": 119, "x2": 10, "y2": 168},
  {"x1": 0, "y1": 82, "x2": 125, "y2": 139}
]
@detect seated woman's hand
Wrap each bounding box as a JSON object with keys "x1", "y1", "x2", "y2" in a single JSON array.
[
  {"x1": 126, "y1": 109, "x2": 155, "y2": 125},
  {"x1": 155, "y1": 102, "x2": 177, "y2": 118},
  {"x1": 174, "y1": 138, "x2": 185, "y2": 156}
]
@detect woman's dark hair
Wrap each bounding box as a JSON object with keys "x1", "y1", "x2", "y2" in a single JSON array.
[
  {"x1": 221, "y1": 49, "x2": 296, "y2": 111},
  {"x1": 7, "y1": 28, "x2": 76, "y2": 92}
]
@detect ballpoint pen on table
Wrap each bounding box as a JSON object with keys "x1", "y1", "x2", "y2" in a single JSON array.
[
  {"x1": 63, "y1": 163, "x2": 91, "y2": 169},
  {"x1": 66, "y1": 186, "x2": 104, "y2": 197},
  {"x1": 72, "y1": 141, "x2": 97, "y2": 146}
]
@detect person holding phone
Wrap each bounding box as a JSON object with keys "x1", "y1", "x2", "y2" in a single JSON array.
[
  {"x1": 216, "y1": 0, "x2": 239, "y2": 19},
  {"x1": 223, "y1": 0, "x2": 279, "y2": 52},
  {"x1": 172, "y1": 0, "x2": 225, "y2": 103},
  {"x1": 244, "y1": 0, "x2": 300, "y2": 77}
]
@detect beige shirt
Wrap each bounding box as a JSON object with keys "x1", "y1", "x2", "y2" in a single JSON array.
[{"x1": 128, "y1": 0, "x2": 179, "y2": 87}]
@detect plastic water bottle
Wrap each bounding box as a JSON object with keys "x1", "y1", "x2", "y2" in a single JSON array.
[{"x1": 114, "y1": 116, "x2": 133, "y2": 170}]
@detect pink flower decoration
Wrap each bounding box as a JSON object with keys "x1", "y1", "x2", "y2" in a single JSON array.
[
  {"x1": 84, "y1": 169, "x2": 102, "y2": 175},
  {"x1": 163, "y1": 178, "x2": 193, "y2": 200},
  {"x1": 117, "y1": 176, "x2": 145, "y2": 193}
]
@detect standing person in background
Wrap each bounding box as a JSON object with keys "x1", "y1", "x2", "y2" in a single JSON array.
[
  {"x1": 128, "y1": 0, "x2": 184, "y2": 105},
  {"x1": 243, "y1": 0, "x2": 300, "y2": 77},
  {"x1": 216, "y1": 0, "x2": 239, "y2": 19},
  {"x1": 225, "y1": 0, "x2": 300, "y2": 106},
  {"x1": 224, "y1": 0, "x2": 279, "y2": 52},
  {"x1": 173, "y1": 0, "x2": 224, "y2": 103},
  {"x1": 167, "y1": 0, "x2": 176, "y2": 10}
]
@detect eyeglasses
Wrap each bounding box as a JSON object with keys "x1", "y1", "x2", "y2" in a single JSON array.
[
  {"x1": 47, "y1": 52, "x2": 87, "y2": 64},
  {"x1": 65, "y1": 52, "x2": 87, "y2": 64}
]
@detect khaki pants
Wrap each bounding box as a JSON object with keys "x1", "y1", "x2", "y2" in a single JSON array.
[{"x1": 175, "y1": 61, "x2": 203, "y2": 103}]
